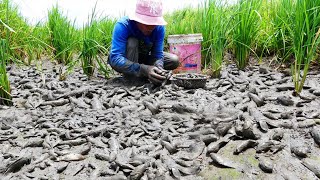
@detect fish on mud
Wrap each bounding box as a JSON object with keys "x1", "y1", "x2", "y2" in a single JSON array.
[
  {"x1": 215, "y1": 122, "x2": 233, "y2": 137},
  {"x1": 129, "y1": 162, "x2": 149, "y2": 180},
  {"x1": 291, "y1": 146, "x2": 309, "y2": 158},
  {"x1": 175, "y1": 141, "x2": 205, "y2": 160},
  {"x1": 56, "y1": 153, "x2": 85, "y2": 162},
  {"x1": 172, "y1": 103, "x2": 197, "y2": 114},
  {"x1": 271, "y1": 129, "x2": 284, "y2": 141},
  {"x1": 241, "y1": 114, "x2": 262, "y2": 140},
  {"x1": 301, "y1": 158, "x2": 320, "y2": 178},
  {"x1": 4, "y1": 157, "x2": 31, "y2": 174},
  {"x1": 143, "y1": 101, "x2": 160, "y2": 115},
  {"x1": 23, "y1": 139, "x2": 44, "y2": 148},
  {"x1": 95, "y1": 153, "x2": 112, "y2": 162},
  {"x1": 258, "y1": 157, "x2": 273, "y2": 173},
  {"x1": 57, "y1": 87, "x2": 89, "y2": 99},
  {"x1": 256, "y1": 141, "x2": 275, "y2": 153},
  {"x1": 248, "y1": 108, "x2": 269, "y2": 132},
  {"x1": 207, "y1": 135, "x2": 231, "y2": 153},
  {"x1": 56, "y1": 162, "x2": 69, "y2": 173},
  {"x1": 311, "y1": 127, "x2": 320, "y2": 146},
  {"x1": 209, "y1": 153, "x2": 239, "y2": 169},
  {"x1": 69, "y1": 97, "x2": 90, "y2": 109},
  {"x1": 234, "y1": 140, "x2": 258, "y2": 155},
  {"x1": 39, "y1": 99, "x2": 69, "y2": 107},
  {"x1": 56, "y1": 139, "x2": 87, "y2": 147},
  {"x1": 276, "y1": 96, "x2": 294, "y2": 106},
  {"x1": 91, "y1": 94, "x2": 104, "y2": 110},
  {"x1": 160, "y1": 140, "x2": 178, "y2": 154},
  {"x1": 248, "y1": 93, "x2": 266, "y2": 107},
  {"x1": 80, "y1": 143, "x2": 92, "y2": 155}
]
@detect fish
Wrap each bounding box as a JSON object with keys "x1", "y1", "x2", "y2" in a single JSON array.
[
  {"x1": 56, "y1": 153, "x2": 85, "y2": 162},
  {"x1": 56, "y1": 139, "x2": 87, "y2": 147},
  {"x1": 248, "y1": 93, "x2": 265, "y2": 107},
  {"x1": 57, "y1": 87, "x2": 89, "y2": 99},
  {"x1": 256, "y1": 141, "x2": 275, "y2": 153},
  {"x1": 276, "y1": 96, "x2": 294, "y2": 106},
  {"x1": 210, "y1": 153, "x2": 239, "y2": 169},
  {"x1": 258, "y1": 157, "x2": 273, "y2": 173},
  {"x1": 80, "y1": 143, "x2": 91, "y2": 155},
  {"x1": 57, "y1": 162, "x2": 69, "y2": 173},
  {"x1": 298, "y1": 119, "x2": 316, "y2": 128},
  {"x1": 160, "y1": 140, "x2": 177, "y2": 154},
  {"x1": 130, "y1": 162, "x2": 149, "y2": 180},
  {"x1": 91, "y1": 94, "x2": 103, "y2": 110},
  {"x1": 4, "y1": 157, "x2": 31, "y2": 174},
  {"x1": 301, "y1": 158, "x2": 320, "y2": 178},
  {"x1": 311, "y1": 127, "x2": 320, "y2": 146},
  {"x1": 234, "y1": 140, "x2": 258, "y2": 155},
  {"x1": 69, "y1": 97, "x2": 90, "y2": 109},
  {"x1": 248, "y1": 108, "x2": 269, "y2": 132},
  {"x1": 291, "y1": 146, "x2": 309, "y2": 158},
  {"x1": 271, "y1": 129, "x2": 284, "y2": 141},
  {"x1": 39, "y1": 99, "x2": 69, "y2": 107},
  {"x1": 95, "y1": 153, "x2": 111, "y2": 162},
  {"x1": 23, "y1": 139, "x2": 44, "y2": 148},
  {"x1": 207, "y1": 136, "x2": 231, "y2": 153}
]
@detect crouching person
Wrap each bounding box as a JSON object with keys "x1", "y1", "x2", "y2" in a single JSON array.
[{"x1": 108, "y1": 0, "x2": 179, "y2": 85}]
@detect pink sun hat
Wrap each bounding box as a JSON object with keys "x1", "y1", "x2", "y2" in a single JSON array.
[{"x1": 129, "y1": 0, "x2": 167, "y2": 26}]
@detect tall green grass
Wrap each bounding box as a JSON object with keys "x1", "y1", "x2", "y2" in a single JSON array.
[
  {"x1": 164, "y1": 7, "x2": 200, "y2": 44},
  {"x1": 80, "y1": 20, "x2": 98, "y2": 77},
  {"x1": 95, "y1": 18, "x2": 115, "y2": 78},
  {"x1": 79, "y1": 4, "x2": 113, "y2": 78},
  {"x1": 200, "y1": 0, "x2": 229, "y2": 77},
  {"x1": 231, "y1": 0, "x2": 262, "y2": 70},
  {"x1": 48, "y1": 5, "x2": 77, "y2": 65},
  {"x1": 269, "y1": 0, "x2": 294, "y2": 62},
  {"x1": 0, "y1": 39, "x2": 12, "y2": 106},
  {"x1": 288, "y1": 0, "x2": 320, "y2": 94},
  {"x1": 0, "y1": 0, "x2": 33, "y2": 63},
  {"x1": 0, "y1": 0, "x2": 12, "y2": 106}
]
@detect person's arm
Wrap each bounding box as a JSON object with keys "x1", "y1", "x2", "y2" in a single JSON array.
[
  {"x1": 151, "y1": 26, "x2": 165, "y2": 68},
  {"x1": 108, "y1": 22, "x2": 141, "y2": 76}
]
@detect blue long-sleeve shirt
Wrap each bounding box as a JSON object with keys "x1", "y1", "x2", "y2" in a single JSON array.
[{"x1": 108, "y1": 16, "x2": 165, "y2": 76}]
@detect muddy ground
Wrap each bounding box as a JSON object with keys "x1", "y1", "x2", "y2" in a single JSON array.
[{"x1": 0, "y1": 59, "x2": 320, "y2": 180}]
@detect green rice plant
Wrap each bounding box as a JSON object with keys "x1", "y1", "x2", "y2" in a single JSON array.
[
  {"x1": 0, "y1": 0, "x2": 32, "y2": 62},
  {"x1": 200, "y1": 0, "x2": 230, "y2": 78},
  {"x1": 0, "y1": 0, "x2": 12, "y2": 106},
  {"x1": 79, "y1": 4, "x2": 100, "y2": 77},
  {"x1": 95, "y1": 18, "x2": 115, "y2": 78},
  {"x1": 0, "y1": 39, "x2": 12, "y2": 105},
  {"x1": 287, "y1": 0, "x2": 320, "y2": 94},
  {"x1": 231, "y1": 0, "x2": 262, "y2": 70},
  {"x1": 96, "y1": 17, "x2": 116, "y2": 48},
  {"x1": 29, "y1": 23, "x2": 52, "y2": 60},
  {"x1": 80, "y1": 23, "x2": 98, "y2": 77},
  {"x1": 164, "y1": 7, "x2": 200, "y2": 43},
  {"x1": 48, "y1": 5, "x2": 77, "y2": 65},
  {"x1": 95, "y1": 44, "x2": 113, "y2": 79},
  {"x1": 268, "y1": 0, "x2": 294, "y2": 62}
]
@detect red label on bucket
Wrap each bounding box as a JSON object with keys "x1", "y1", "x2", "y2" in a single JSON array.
[{"x1": 169, "y1": 43, "x2": 201, "y2": 74}]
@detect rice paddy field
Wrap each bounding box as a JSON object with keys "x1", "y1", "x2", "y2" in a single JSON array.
[{"x1": 1, "y1": 0, "x2": 320, "y2": 179}]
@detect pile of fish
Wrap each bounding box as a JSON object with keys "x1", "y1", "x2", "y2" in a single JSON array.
[{"x1": 0, "y1": 62, "x2": 320, "y2": 179}]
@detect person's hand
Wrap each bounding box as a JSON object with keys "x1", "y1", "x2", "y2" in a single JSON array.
[{"x1": 140, "y1": 64, "x2": 167, "y2": 84}]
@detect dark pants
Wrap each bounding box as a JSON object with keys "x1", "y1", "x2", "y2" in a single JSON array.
[{"x1": 126, "y1": 37, "x2": 179, "y2": 70}]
